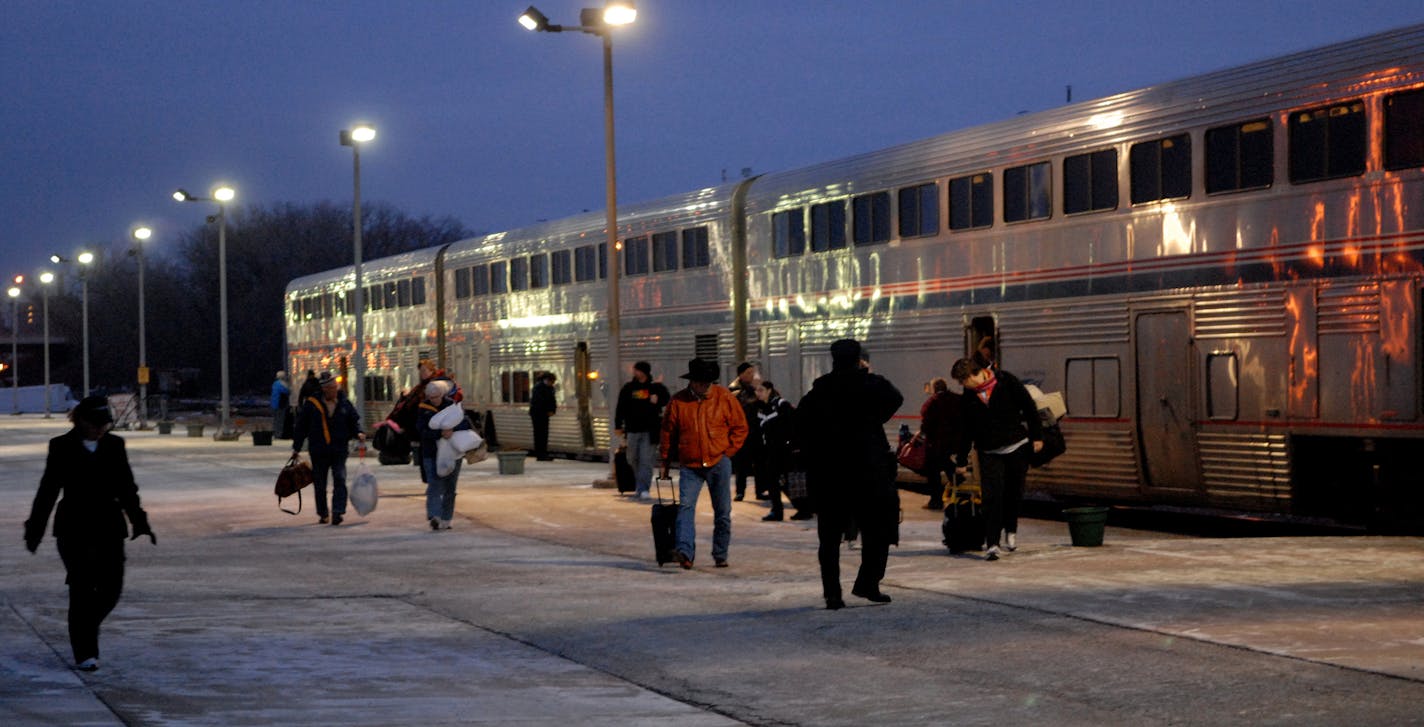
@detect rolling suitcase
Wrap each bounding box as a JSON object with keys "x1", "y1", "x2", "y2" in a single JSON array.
[
  {"x1": 615, "y1": 446, "x2": 636, "y2": 493},
  {"x1": 651, "y1": 476, "x2": 679, "y2": 565},
  {"x1": 941, "y1": 484, "x2": 985, "y2": 554}
]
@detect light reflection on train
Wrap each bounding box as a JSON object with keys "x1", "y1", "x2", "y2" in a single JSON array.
[{"x1": 288, "y1": 25, "x2": 1424, "y2": 530}]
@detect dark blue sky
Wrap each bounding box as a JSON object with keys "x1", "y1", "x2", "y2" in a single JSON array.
[{"x1": 4, "y1": 1, "x2": 1423, "y2": 276}]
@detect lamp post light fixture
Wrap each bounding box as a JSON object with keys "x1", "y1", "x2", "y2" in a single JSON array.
[
  {"x1": 340, "y1": 123, "x2": 375, "y2": 426},
  {"x1": 39, "y1": 271, "x2": 54, "y2": 418},
  {"x1": 49, "y1": 252, "x2": 95, "y2": 397},
  {"x1": 174, "y1": 185, "x2": 237, "y2": 438},
  {"x1": 7, "y1": 278, "x2": 20, "y2": 414},
  {"x1": 520, "y1": 1, "x2": 637, "y2": 472},
  {"x1": 132, "y1": 225, "x2": 152, "y2": 429}
]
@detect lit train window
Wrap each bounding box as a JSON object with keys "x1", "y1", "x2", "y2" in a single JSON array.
[
  {"x1": 1207, "y1": 119, "x2": 1273, "y2": 194},
  {"x1": 574, "y1": 246, "x2": 597, "y2": 282},
  {"x1": 652, "y1": 231, "x2": 678, "y2": 272},
  {"x1": 1385, "y1": 89, "x2": 1424, "y2": 171},
  {"x1": 472, "y1": 264, "x2": 489, "y2": 295},
  {"x1": 1129, "y1": 134, "x2": 1191, "y2": 204},
  {"x1": 810, "y1": 201, "x2": 846, "y2": 251},
  {"x1": 949, "y1": 173, "x2": 993, "y2": 231},
  {"x1": 530, "y1": 254, "x2": 548, "y2": 288},
  {"x1": 1289, "y1": 101, "x2": 1365, "y2": 183},
  {"x1": 1004, "y1": 161, "x2": 1052, "y2": 221},
  {"x1": 412, "y1": 277, "x2": 426, "y2": 305},
  {"x1": 852, "y1": 191, "x2": 891, "y2": 245},
  {"x1": 773, "y1": 208, "x2": 806, "y2": 257},
  {"x1": 682, "y1": 226, "x2": 711, "y2": 267},
  {"x1": 454, "y1": 267, "x2": 471, "y2": 299},
  {"x1": 1063, "y1": 149, "x2": 1118, "y2": 214},
  {"x1": 898, "y1": 182, "x2": 939, "y2": 237},
  {"x1": 551, "y1": 249, "x2": 573, "y2": 284},
  {"x1": 490, "y1": 261, "x2": 508, "y2": 294},
  {"x1": 624, "y1": 236, "x2": 650, "y2": 275},
  {"x1": 510, "y1": 257, "x2": 529, "y2": 291}
]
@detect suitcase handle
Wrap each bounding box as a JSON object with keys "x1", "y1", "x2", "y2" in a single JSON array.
[{"x1": 655, "y1": 475, "x2": 677, "y2": 505}]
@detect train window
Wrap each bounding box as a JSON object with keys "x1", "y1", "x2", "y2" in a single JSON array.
[
  {"x1": 367, "y1": 285, "x2": 383, "y2": 311},
  {"x1": 574, "y1": 245, "x2": 597, "y2": 282},
  {"x1": 513, "y1": 371, "x2": 532, "y2": 403},
  {"x1": 1004, "y1": 161, "x2": 1052, "y2": 222},
  {"x1": 1063, "y1": 148, "x2": 1118, "y2": 214},
  {"x1": 1206, "y1": 119, "x2": 1273, "y2": 194},
  {"x1": 1065, "y1": 357, "x2": 1120, "y2": 418},
  {"x1": 383, "y1": 282, "x2": 399, "y2": 309},
  {"x1": 682, "y1": 226, "x2": 711, "y2": 268},
  {"x1": 652, "y1": 231, "x2": 678, "y2": 272},
  {"x1": 898, "y1": 182, "x2": 939, "y2": 237},
  {"x1": 773, "y1": 208, "x2": 806, "y2": 257},
  {"x1": 529, "y1": 254, "x2": 548, "y2": 289},
  {"x1": 1206, "y1": 352, "x2": 1239, "y2": 420},
  {"x1": 397, "y1": 279, "x2": 412, "y2": 307},
  {"x1": 1385, "y1": 89, "x2": 1424, "y2": 171},
  {"x1": 810, "y1": 201, "x2": 847, "y2": 252},
  {"x1": 1289, "y1": 101, "x2": 1365, "y2": 183},
  {"x1": 340, "y1": 291, "x2": 354, "y2": 316},
  {"x1": 551, "y1": 249, "x2": 573, "y2": 285},
  {"x1": 363, "y1": 375, "x2": 395, "y2": 402},
  {"x1": 321, "y1": 293, "x2": 334, "y2": 319},
  {"x1": 510, "y1": 257, "x2": 529, "y2": 291},
  {"x1": 412, "y1": 277, "x2": 426, "y2": 305},
  {"x1": 1130, "y1": 133, "x2": 1191, "y2": 204},
  {"x1": 853, "y1": 191, "x2": 891, "y2": 245},
  {"x1": 490, "y1": 261, "x2": 508, "y2": 294},
  {"x1": 472, "y1": 264, "x2": 489, "y2": 295},
  {"x1": 948, "y1": 173, "x2": 993, "y2": 231},
  {"x1": 599, "y1": 242, "x2": 608, "y2": 279},
  {"x1": 453, "y1": 267, "x2": 471, "y2": 299},
  {"x1": 624, "y1": 235, "x2": 650, "y2": 276}
]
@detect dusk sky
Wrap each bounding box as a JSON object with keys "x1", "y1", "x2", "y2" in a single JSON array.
[{"x1": 4, "y1": 1, "x2": 1423, "y2": 278}]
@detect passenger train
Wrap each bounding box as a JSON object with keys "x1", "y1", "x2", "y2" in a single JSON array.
[{"x1": 287, "y1": 25, "x2": 1424, "y2": 529}]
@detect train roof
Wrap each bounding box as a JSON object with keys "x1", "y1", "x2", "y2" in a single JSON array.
[
  {"x1": 283, "y1": 245, "x2": 446, "y2": 296},
  {"x1": 744, "y1": 23, "x2": 1424, "y2": 210}
]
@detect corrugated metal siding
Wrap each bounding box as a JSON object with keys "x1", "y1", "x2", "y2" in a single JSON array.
[
  {"x1": 1198, "y1": 431, "x2": 1292, "y2": 506},
  {"x1": 1194, "y1": 289, "x2": 1289, "y2": 338}
]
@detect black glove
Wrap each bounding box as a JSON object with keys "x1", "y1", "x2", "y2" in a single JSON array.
[
  {"x1": 129, "y1": 513, "x2": 157, "y2": 545},
  {"x1": 23, "y1": 519, "x2": 43, "y2": 554}
]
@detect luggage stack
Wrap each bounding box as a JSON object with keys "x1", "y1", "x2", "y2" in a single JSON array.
[{"x1": 941, "y1": 483, "x2": 984, "y2": 554}]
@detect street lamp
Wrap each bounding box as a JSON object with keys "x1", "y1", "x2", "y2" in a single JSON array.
[
  {"x1": 132, "y1": 226, "x2": 152, "y2": 429},
  {"x1": 7, "y1": 278, "x2": 20, "y2": 414},
  {"x1": 39, "y1": 271, "x2": 54, "y2": 418},
  {"x1": 50, "y1": 252, "x2": 95, "y2": 397},
  {"x1": 340, "y1": 123, "x2": 375, "y2": 426},
  {"x1": 520, "y1": 1, "x2": 636, "y2": 470},
  {"x1": 175, "y1": 184, "x2": 237, "y2": 438}
]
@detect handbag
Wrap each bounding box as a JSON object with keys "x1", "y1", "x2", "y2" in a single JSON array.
[
  {"x1": 275, "y1": 454, "x2": 314, "y2": 515},
  {"x1": 896, "y1": 432, "x2": 928, "y2": 473}
]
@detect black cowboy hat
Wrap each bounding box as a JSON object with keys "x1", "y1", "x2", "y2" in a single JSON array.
[{"x1": 678, "y1": 358, "x2": 720, "y2": 382}]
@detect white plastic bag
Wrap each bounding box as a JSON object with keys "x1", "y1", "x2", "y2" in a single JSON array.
[
  {"x1": 428, "y1": 403, "x2": 466, "y2": 431},
  {"x1": 350, "y1": 462, "x2": 379, "y2": 516}
]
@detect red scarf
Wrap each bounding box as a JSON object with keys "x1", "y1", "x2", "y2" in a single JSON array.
[{"x1": 968, "y1": 372, "x2": 998, "y2": 405}]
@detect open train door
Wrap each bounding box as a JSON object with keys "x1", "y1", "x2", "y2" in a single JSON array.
[
  {"x1": 575, "y1": 342, "x2": 595, "y2": 450},
  {"x1": 1134, "y1": 310, "x2": 1203, "y2": 496}
]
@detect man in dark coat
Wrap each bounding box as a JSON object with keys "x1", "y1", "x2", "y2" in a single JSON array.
[
  {"x1": 728, "y1": 362, "x2": 762, "y2": 500},
  {"x1": 529, "y1": 372, "x2": 557, "y2": 461},
  {"x1": 795, "y1": 339, "x2": 903, "y2": 610},
  {"x1": 614, "y1": 361, "x2": 671, "y2": 500},
  {"x1": 952, "y1": 356, "x2": 1043, "y2": 560},
  {"x1": 292, "y1": 372, "x2": 366, "y2": 525},
  {"x1": 25, "y1": 396, "x2": 156, "y2": 671}
]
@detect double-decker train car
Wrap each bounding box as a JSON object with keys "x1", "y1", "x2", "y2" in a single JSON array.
[{"x1": 288, "y1": 25, "x2": 1424, "y2": 528}]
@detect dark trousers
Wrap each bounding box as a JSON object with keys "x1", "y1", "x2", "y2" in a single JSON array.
[
  {"x1": 755, "y1": 457, "x2": 785, "y2": 517},
  {"x1": 979, "y1": 445, "x2": 1030, "y2": 547},
  {"x1": 310, "y1": 450, "x2": 350, "y2": 518},
  {"x1": 815, "y1": 493, "x2": 889, "y2": 600},
  {"x1": 57, "y1": 539, "x2": 126, "y2": 664},
  {"x1": 733, "y1": 447, "x2": 757, "y2": 497},
  {"x1": 531, "y1": 414, "x2": 550, "y2": 459}
]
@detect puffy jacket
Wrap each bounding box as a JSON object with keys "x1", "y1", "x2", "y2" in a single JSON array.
[{"x1": 660, "y1": 384, "x2": 748, "y2": 469}]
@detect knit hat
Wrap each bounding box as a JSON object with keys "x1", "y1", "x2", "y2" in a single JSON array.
[
  {"x1": 633, "y1": 361, "x2": 652, "y2": 377},
  {"x1": 830, "y1": 338, "x2": 862, "y2": 368}
]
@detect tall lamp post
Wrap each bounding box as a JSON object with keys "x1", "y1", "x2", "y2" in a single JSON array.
[
  {"x1": 520, "y1": 1, "x2": 637, "y2": 468},
  {"x1": 7, "y1": 278, "x2": 20, "y2": 414},
  {"x1": 39, "y1": 271, "x2": 54, "y2": 418},
  {"x1": 340, "y1": 124, "x2": 375, "y2": 425},
  {"x1": 174, "y1": 185, "x2": 237, "y2": 438},
  {"x1": 132, "y1": 226, "x2": 152, "y2": 429},
  {"x1": 50, "y1": 252, "x2": 95, "y2": 397}
]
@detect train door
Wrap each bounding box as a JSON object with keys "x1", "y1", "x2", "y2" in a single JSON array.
[
  {"x1": 1134, "y1": 310, "x2": 1202, "y2": 494},
  {"x1": 575, "y1": 342, "x2": 595, "y2": 449}
]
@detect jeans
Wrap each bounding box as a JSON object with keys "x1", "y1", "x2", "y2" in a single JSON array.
[
  {"x1": 626, "y1": 431, "x2": 658, "y2": 496},
  {"x1": 57, "y1": 538, "x2": 125, "y2": 663},
  {"x1": 676, "y1": 457, "x2": 732, "y2": 563},
  {"x1": 979, "y1": 444, "x2": 1030, "y2": 547},
  {"x1": 310, "y1": 451, "x2": 349, "y2": 518},
  {"x1": 422, "y1": 457, "x2": 461, "y2": 521}
]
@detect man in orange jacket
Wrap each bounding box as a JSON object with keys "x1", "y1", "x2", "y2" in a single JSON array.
[{"x1": 660, "y1": 358, "x2": 749, "y2": 569}]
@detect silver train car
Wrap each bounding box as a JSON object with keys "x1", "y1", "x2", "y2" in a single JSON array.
[{"x1": 288, "y1": 25, "x2": 1424, "y2": 528}]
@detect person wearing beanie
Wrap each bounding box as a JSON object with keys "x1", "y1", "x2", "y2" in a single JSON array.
[
  {"x1": 615, "y1": 361, "x2": 671, "y2": 500},
  {"x1": 24, "y1": 396, "x2": 156, "y2": 672},
  {"x1": 728, "y1": 361, "x2": 763, "y2": 500}
]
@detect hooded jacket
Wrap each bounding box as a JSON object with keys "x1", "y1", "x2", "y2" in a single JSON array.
[{"x1": 660, "y1": 383, "x2": 748, "y2": 469}]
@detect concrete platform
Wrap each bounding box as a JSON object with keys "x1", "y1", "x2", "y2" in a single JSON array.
[{"x1": 3, "y1": 415, "x2": 1422, "y2": 725}]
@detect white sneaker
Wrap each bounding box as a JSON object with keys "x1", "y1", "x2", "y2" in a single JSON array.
[
  {"x1": 985, "y1": 545, "x2": 1001, "y2": 561},
  {"x1": 76, "y1": 657, "x2": 99, "y2": 672},
  {"x1": 637, "y1": 492, "x2": 652, "y2": 501},
  {"x1": 1005, "y1": 533, "x2": 1018, "y2": 552},
  {"x1": 438, "y1": 519, "x2": 452, "y2": 530}
]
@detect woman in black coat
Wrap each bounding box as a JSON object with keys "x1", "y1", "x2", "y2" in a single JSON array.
[
  {"x1": 753, "y1": 380, "x2": 796, "y2": 521},
  {"x1": 24, "y1": 396, "x2": 156, "y2": 672}
]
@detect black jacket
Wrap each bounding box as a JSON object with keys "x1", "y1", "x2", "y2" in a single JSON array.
[
  {"x1": 529, "y1": 381, "x2": 557, "y2": 417},
  {"x1": 795, "y1": 366, "x2": 904, "y2": 490},
  {"x1": 615, "y1": 379, "x2": 671, "y2": 433},
  {"x1": 26, "y1": 429, "x2": 149, "y2": 546},
  {"x1": 292, "y1": 393, "x2": 364, "y2": 458},
  {"x1": 955, "y1": 368, "x2": 1043, "y2": 466}
]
